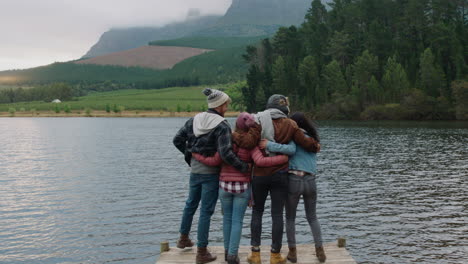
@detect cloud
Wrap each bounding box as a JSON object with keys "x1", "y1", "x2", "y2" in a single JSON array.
[{"x1": 0, "y1": 0, "x2": 231, "y2": 71}]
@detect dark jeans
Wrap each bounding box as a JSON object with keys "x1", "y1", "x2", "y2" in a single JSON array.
[
  {"x1": 286, "y1": 174, "x2": 323, "y2": 248},
  {"x1": 250, "y1": 171, "x2": 288, "y2": 253},
  {"x1": 179, "y1": 173, "x2": 219, "y2": 248}
]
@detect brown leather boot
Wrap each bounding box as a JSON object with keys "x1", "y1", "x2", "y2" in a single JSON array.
[
  {"x1": 196, "y1": 247, "x2": 217, "y2": 264},
  {"x1": 270, "y1": 252, "x2": 287, "y2": 264},
  {"x1": 287, "y1": 247, "x2": 297, "y2": 263},
  {"x1": 315, "y1": 246, "x2": 326, "y2": 262},
  {"x1": 247, "y1": 250, "x2": 261, "y2": 264},
  {"x1": 176, "y1": 234, "x2": 194, "y2": 249}
]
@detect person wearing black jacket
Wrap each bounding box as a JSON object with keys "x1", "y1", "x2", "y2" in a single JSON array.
[{"x1": 173, "y1": 88, "x2": 248, "y2": 264}]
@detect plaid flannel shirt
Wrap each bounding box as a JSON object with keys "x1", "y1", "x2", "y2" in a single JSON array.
[
  {"x1": 220, "y1": 181, "x2": 249, "y2": 194},
  {"x1": 173, "y1": 110, "x2": 248, "y2": 173}
]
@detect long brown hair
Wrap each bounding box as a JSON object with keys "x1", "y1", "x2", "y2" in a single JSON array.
[{"x1": 290, "y1": 112, "x2": 320, "y2": 142}]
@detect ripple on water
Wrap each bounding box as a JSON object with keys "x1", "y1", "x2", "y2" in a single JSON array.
[{"x1": 0, "y1": 118, "x2": 467, "y2": 264}]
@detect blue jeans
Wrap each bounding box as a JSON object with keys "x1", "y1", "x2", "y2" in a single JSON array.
[
  {"x1": 219, "y1": 187, "x2": 251, "y2": 256},
  {"x1": 179, "y1": 173, "x2": 219, "y2": 248}
]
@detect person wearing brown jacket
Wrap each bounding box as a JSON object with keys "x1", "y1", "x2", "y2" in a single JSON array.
[{"x1": 244, "y1": 94, "x2": 321, "y2": 264}]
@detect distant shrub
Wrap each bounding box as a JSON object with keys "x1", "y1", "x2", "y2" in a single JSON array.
[
  {"x1": 113, "y1": 104, "x2": 120, "y2": 113},
  {"x1": 8, "y1": 107, "x2": 16, "y2": 117},
  {"x1": 186, "y1": 104, "x2": 192, "y2": 112},
  {"x1": 105, "y1": 103, "x2": 111, "y2": 113},
  {"x1": 64, "y1": 104, "x2": 71, "y2": 113},
  {"x1": 85, "y1": 108, "x2": 92, "y2": 117},
  {"x1": 176, "y1": 104, "x2": 182, "y2": 112},
  {"x1": 19, "y1": 107, "x2": 26, "y2": 112},
  {"x1": 361, "y1": 104, "x2": 405, "y2": 120},
  {"x1": 54, "y1": 104, "x2": 60, "y2": 113},
  {"x1": 200, "y1": 104, "x2": 207, "y2": 112}
]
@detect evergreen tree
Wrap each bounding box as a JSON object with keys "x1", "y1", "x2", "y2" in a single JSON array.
[
  {"x1": 327, "y1": 31, "x2": 352, "y2": 67},
  {"x1": 272, "y1": 56, "x2": 288, "y2": 96},
  {"x1": 352, "y1": 50, "x2": 379, "y2": 109},
  {"x1": 382, "y1": 56, "x2": 410, "y2": 103},
  {"x1": 420, "y1": 48, "x2": 446, "y2": 98},
  {"x1": 298, "y1": 56, "x2": 320, "y2": 109},
  {"x1": 322, "y1": 60, "x2": 348, "y2": 97},
  {"x1": 367, "y1": 76, "x2": 382, "y2": 105}
]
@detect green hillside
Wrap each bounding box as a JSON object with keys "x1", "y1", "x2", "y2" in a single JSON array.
[
  {"x1": 0, "y1": 46, "x2": 252, "y2": 90},
  {"x1": 149, "y1": 35, "x2": 267, "y2": 50},
  {"x1": 0, "y1": 35, "x2": 267, "y2": 93}
]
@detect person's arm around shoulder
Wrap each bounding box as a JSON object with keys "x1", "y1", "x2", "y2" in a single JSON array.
[
  {"x1": 216, "y1": 123, "x2": 249, "y2": 173},
  {"x1": 290, "y1": 120, "x2": 321, "y2": 153},
  {"x1": 192, "y1": 152, "x2": 222, "y2": 166},
  {"x1": 251, "y1": 147, "x2": 288, "y2": 167},
  {"x1": 265, "y1": 140, "x2": 296, "y2": 156}
]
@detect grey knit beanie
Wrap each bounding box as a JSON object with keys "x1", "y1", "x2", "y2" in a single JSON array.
[
  {"x1": 203, "y1": 88, "x2": 231, "y2": 108},
  {"x1": 266, "y1": 94, "x2": 290, "y2": 115}
]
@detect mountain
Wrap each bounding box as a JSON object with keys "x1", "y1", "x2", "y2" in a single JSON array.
[
  {"x1": 218, "y1": 0, "x2": 311, "y2": 26},
  {"x1": 84, "y1": 0, "x2": 332, "y2": 57},
  {"x1": 192, "y1": 0, "x2": 313, "y2": 37},
  {"x1": 82, "y1": 15, "x2": 220, "y2": 58}
]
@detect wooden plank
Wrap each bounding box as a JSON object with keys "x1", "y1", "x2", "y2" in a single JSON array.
[{"x1": 156, "y1": 242, "x2": 357, "y2": 264}]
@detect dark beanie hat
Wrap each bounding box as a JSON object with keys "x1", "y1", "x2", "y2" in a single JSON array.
[{"x1": 266, "y1": 94, "x2": 290, "y2": 115}]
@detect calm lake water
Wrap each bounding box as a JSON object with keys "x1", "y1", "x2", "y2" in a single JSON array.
[{"x1": 0, "y1": 118, "x2": 467, "y2": 264}]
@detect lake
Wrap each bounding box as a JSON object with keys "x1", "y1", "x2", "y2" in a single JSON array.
[{"x1": 0, "y1": 118, "x2": 466, "y2": 264}]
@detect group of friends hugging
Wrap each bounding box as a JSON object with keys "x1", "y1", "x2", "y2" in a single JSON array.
[{"x1": 173, "y1": 88, "x2": 325, "y2": 264}]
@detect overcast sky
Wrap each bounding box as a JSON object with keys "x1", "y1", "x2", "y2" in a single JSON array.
[{"x1": 0, "y1": 0, "x2": 231, "y2": 71}]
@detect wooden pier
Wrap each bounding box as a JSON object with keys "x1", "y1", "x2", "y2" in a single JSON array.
[{"x1": 157, "y1": 239, "x2": 357, "y2": 264}]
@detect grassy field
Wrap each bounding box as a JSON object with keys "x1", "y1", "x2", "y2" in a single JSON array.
[{"x1": 0, "y1": 86, "x2": 213, "y2": 113}]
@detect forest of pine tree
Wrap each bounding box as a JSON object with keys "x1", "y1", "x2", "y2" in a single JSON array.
[{"x1": 242, "y1": 0, "x2": 467, "y2": 120}]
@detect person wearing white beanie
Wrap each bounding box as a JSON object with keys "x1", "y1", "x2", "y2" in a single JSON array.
[
  {"x1": 204, "y1": 88, "x2": 232, "y2": 109},
  {"x1": 173, "y1": 87, "x2": 246, "y2": 264}
]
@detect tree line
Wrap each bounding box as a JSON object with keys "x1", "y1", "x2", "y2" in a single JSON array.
[
  {"x1": 0, "y1": 83, "x2": 74, "y2": 104},
  {"x1": 241, "y1": 0, "x2": 467, "y2": 120}
]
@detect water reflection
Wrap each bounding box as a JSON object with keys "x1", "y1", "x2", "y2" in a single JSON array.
[{"x1": 0, "y1": 118, "x2": 466, "y2": 264}]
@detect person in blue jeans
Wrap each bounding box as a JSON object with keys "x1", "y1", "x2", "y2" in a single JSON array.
[
  {"x1": 260, "y1": 112, "x2": 326, "y2": 263},
  {"x1": 173, "y1": 88, "x2": 249, "y2": 264},
  {"x1": 193, "y1": 112, "x2": 288, "y2": 264}
]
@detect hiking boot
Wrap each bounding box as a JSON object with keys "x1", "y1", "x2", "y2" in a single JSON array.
[
  {"x1": 270, "y1": 252, "x2": 286, "y2": 264},
  {"x1": 247, "y1": 249, "x2": 261, "y2": 264},
  {"x1": 227, "y1": 254, "x2": 240, "y2": 264},
  {"x1": 176, "y1": 234, "x2": 194, "y2": 249},
  {"x1": 196, "y1": 247, "x2": 217, "y2": 264},
  {"x1": 225, "y1": 249, "x2": 228, "y2": 261},
  {"x1": 287, "y1": 247, "x2": 297, "y2": 263},
  {"x1": 315, "y1": 246, "x2": 326, "y2": 262}
]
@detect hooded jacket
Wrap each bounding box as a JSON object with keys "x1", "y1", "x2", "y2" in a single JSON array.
[{"x1": 173, "y1": 109, "x2": 248, "y2": 173}]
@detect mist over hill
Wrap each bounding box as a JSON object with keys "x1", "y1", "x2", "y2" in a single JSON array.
[
  {"x1": 84, "y1": 0, "x2": 332, "y2": 57},
  {"x1": 82, "y1": 15, "x2": 220, "y2": 58}
]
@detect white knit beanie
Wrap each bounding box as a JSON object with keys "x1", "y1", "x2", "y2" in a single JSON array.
[{"x1": 203, "y1": 88, "x2": 231, "y2": 108}]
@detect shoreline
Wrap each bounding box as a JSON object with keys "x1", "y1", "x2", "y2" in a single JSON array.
[{"x1": 0, "y1": 110, "x2": 242, "y2": 118}]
